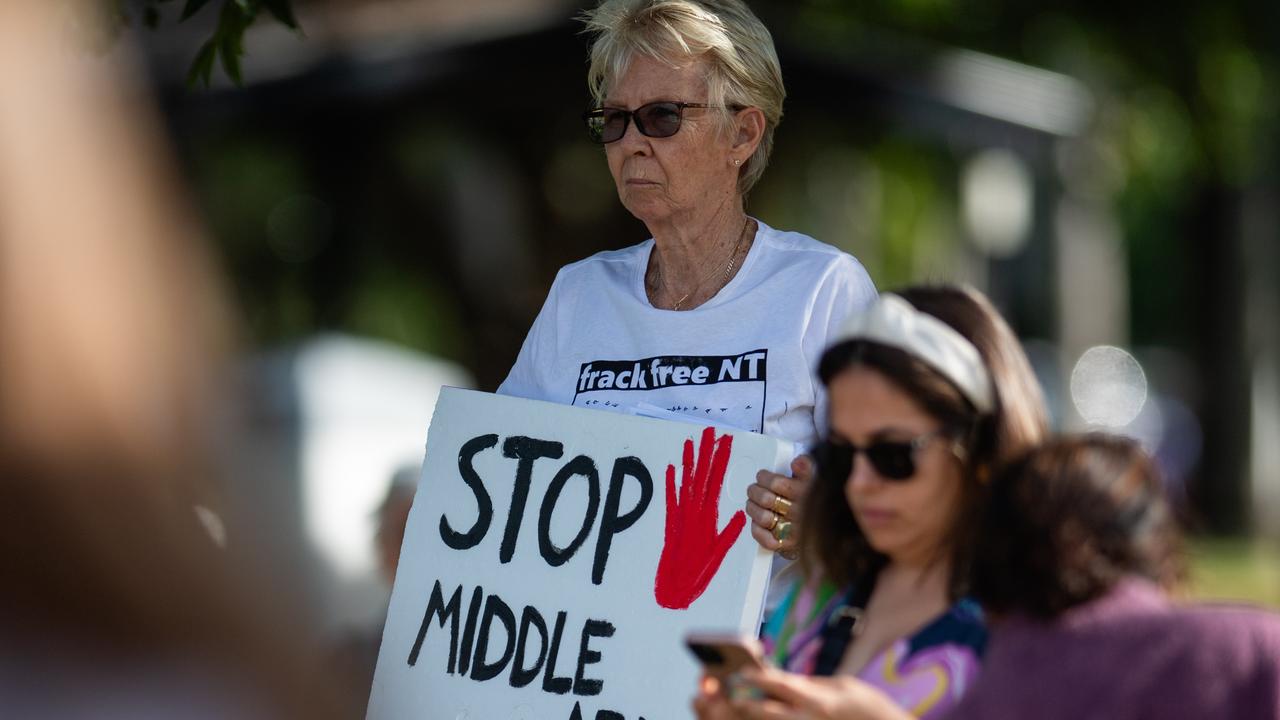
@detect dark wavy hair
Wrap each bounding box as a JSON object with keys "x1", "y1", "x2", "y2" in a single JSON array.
[
  {"x1": 801, "y1": 285, "x2": 1048, "y2": 599},
  {"x1": 970, "y1": 434, "x2": 1185, "y2": 619}
]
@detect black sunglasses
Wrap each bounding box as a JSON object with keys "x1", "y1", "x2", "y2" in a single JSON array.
[
  {"x1": 812, "y1": 430, "x2": 950, "y2": 482},
  {"x1": 582, "y1": 101, "x2": 738, "y2": 144}
]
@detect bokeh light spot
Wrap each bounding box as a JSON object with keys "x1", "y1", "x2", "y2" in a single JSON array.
[{"x1": 1070, "y1": 345, "x2": 1148, "y2": 427}]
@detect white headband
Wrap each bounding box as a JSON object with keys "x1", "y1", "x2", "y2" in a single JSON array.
[{"x1": 832, "y1": 294, "x2": 995, "y2": 414}]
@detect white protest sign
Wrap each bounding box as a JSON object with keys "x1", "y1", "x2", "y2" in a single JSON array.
[{"x1": 368, "y1": 387, "x2": 792, "y2": 720}]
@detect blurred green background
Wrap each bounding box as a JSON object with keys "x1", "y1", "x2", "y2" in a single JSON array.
[
  {"x1": 126, "y1": 0, "x2": 1279, "y2": 610},
  {"x1": 1191, "y1": 538, "x2": 1280, "y2": 606}
]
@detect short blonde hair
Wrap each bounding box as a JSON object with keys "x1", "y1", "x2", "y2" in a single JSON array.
[{"x1": 580, "y1": 0, "x2": 785, "y2": 195}]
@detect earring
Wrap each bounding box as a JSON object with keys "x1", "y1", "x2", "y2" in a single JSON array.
[{"x1": 733, "y1": 158, "x2": 742, "y2": 166}]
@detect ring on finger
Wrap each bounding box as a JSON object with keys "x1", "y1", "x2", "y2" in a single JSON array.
[
  {"x1": 771, "y1": 494, "x2": 793, "y2": 518},
  {"x1": 764, "y1": 511, "x2": 779, "y2": 531},
  {"x1": 772, "y1": 519, "x2": 793, "y2": 543}
]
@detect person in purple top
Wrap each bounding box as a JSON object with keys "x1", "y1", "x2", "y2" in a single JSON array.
[{"x1": 948, "y1": 434, "x2": 1280, "y2": 720}]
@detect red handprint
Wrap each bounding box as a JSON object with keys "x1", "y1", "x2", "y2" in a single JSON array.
[{"x1": 654, "y1": 426, "x2": 747, "y2": 610}]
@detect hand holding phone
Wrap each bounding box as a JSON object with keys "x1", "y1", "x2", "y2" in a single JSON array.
[{"x1": 685, "y1": 632, "x2": 767, "y2": 700}]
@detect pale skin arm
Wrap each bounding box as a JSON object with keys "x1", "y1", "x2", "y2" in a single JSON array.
[
  {"x1": 732, "y1": 668, "x2": 916, "y2": 720},
  {"x1": 746, "y1": 455, "x2": 814, "y2": 556}
]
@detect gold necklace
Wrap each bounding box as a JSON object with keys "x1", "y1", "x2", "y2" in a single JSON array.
[{"x1": 655, "y1": 217, "x2": 752, "y2": 311}]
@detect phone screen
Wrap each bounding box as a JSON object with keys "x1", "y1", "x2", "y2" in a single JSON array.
[{"x1": 685, "y1": 633, "x2": 767, "y2": 700}]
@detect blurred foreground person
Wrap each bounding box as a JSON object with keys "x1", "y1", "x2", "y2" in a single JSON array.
[
  {"x1": 948, "y1": 435, "x2": 1280, "y2": 719},
  {"x1": 0, "y1": 2, "x2": 347, "y2": 717},
  {"x1": 695, "y1": 286, "x2": 1048, "y2": 720}
]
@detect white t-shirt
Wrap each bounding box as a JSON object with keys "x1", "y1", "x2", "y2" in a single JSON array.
[
  {"x1": 498, "y1": 220, "x2": 877, "y2": 450},
  {"x1": 499, "y1": 220, "x2": 877, "y2": 613}
]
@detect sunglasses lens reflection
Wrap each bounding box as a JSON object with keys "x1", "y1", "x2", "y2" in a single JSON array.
[
  {"x1": 866, "y1": 443, "x2": 916, "y2": 480},
  {"x1": 818, "y1": 442, "x2": 853, "y2": 485},
  {"x1": 815, "y1": 440, "x2": 918, "y2": 483},
  {"x1": 636, "y1": 103, "x2": 682, "y2": 137},
  {"x1": 600, "y1": 109, "x2": 630, "y2": 142},
  {"x1": 584, "y1": 103, "x2": 688, "y2": 143}
]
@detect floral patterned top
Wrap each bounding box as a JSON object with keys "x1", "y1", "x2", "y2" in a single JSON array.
[{"x1": 763, "y1": 577, "x2": 986, "y2": 719}]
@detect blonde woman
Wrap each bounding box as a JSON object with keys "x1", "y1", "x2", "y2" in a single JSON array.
[{"x1": 500, "y1": 0, "x2": 876, "y2": 579}]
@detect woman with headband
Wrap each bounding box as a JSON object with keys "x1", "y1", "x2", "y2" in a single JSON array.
[{"x1": 695, "y1": 286, "x2": 1047, "y2": 720}]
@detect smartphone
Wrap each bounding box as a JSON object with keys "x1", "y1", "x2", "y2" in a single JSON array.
[{"x1": 685, "y1": 632, "x2": 767, "y2": 700}]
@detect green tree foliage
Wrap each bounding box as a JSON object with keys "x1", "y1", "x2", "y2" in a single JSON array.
[{"x1": 117, "y1": 0, "x2": 300, "y2": 87}]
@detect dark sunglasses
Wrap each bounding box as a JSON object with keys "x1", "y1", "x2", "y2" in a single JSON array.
[
  {"x1": 582, "y1": 101, "x2": 738, "y2": 144},
  {"x1": 812, "y1": 430, "x2": 950, "y2": 482}
]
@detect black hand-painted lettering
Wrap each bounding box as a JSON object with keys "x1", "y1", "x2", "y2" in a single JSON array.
[
  {"x1": 510, "y1": 605, "x2": 549, "y2": 688},
  {"x1": 501, "y1": 437, "x2": 565, "y2": 563},
  {"x1": 573, "y1": 619, "x2": 615, "y2": 696},
  {"x1": 538, "y1": 455, "x2": 600, "y2": 566},
  {"x1": 542, "y1": 610, "x2": 573, "y2": 695},
  {"x1": 470, "y1": 594, "x2": 517, "y2": 682},
  {"x1": 456, "y1": 585, "x2": 485, "y2": 676},
  {"x1": 441, "y1": 434, "x2": 499, "y2": 550},
  {"x1": 592, "y1": 457, "x2": 653, "y2": 585},
  {"x1": 568, "y1": 703, "x2": 585, "y2": 720},
  {"x1": 408, "y1": 580, "x2": 462, "y2": 670}
]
